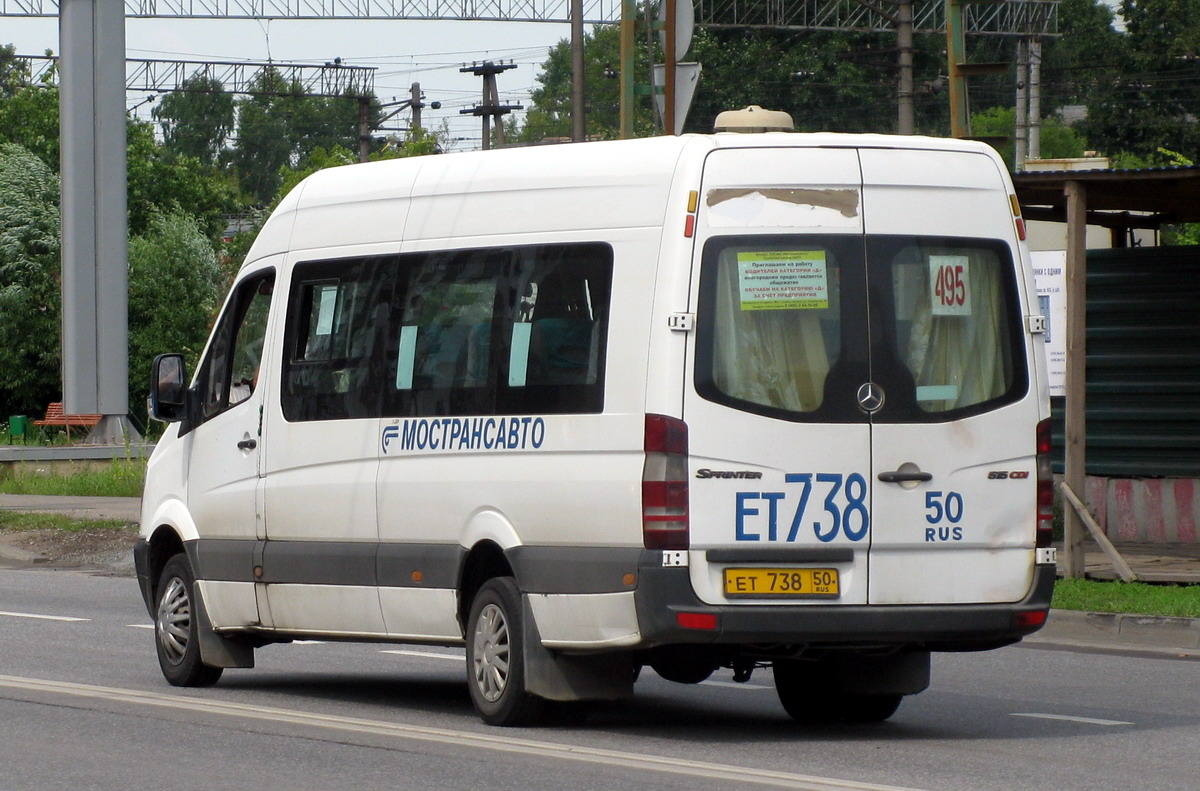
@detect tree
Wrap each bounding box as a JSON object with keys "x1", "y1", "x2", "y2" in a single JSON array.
[
  {"x1": 1040, "y1": 0, "x2": 1127, "y2": 109},
  {"x1": 520, "y1": 24, "x2": 949, "y2": 140},
  {"x1": 127, "y1": 118, "x2": 241, "y2": 240},
  {"x1": 971, "y1": 106, "x2": 1088, "y2": 167},
  {"x1": 0, "y1": 46, "x2": 60, "y2": 169},
  {"x1": 230, "y1": 67, "x2": 375, "y2": 203},
  {"x1": 152, "y1": 74, "x2": 236, "y2": 165},
  {"x1": 519, "y1": 23, "x2": 656, "y2": 142},
  {"x1": 0, "y1": 143, "x2": 61, "y2": 416},
  {"x1": 229, "y1": 68, "x2": 302, "y2": 202},
  {"x1": 224, "y1": 130, "x2": 446, "y2": 275},
  {"x1": 1076, "y1": 0, "x2": 1200, "y2": 160},
  {"x1": 128, "y1": 212, "x2": 222, "y2": 425}
]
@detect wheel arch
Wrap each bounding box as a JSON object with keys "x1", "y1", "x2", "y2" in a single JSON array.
[
  {"x1": 457, "y1": 539, "x2": 515, "y2": 634},
  {"x1": 142, "y1": 524, "x2": 187, "y2": 618}
]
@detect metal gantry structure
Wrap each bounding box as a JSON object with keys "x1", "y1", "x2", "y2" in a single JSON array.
[
  {"x1": 128, "y1": 57, "x2": 376, "y2": 96},
  {"x1": 0, "y1": 0, "x2": 1055, "y2": 36},
  {"x1": 5, "y1": 0, "x2": 621, "y2": 22},
  {"x1": 14, "y1": 54, "x2": 377, "y2": 97},
  {"x1": 695, "y1": 0, "x2": 1056, "y2": 36}
]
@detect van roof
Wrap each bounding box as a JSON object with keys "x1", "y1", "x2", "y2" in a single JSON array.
[{"x1": 247, "y1": 133, "x2": 998, "y2": 266}]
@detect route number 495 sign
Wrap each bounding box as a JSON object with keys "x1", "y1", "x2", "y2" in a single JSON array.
[{"x1": 930, "y1": 255, "x2": 971, "y2": 316}]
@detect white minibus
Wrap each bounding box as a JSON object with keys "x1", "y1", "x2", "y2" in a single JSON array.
[{"x1": 136, "y1": 132, "x2": 1055, "y2": 726}]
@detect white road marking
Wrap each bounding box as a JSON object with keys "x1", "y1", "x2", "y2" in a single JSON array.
[
  {"x1": 1011, "y1": 712, "x2": 1134, "y2": 726},
  {"x1": 0, "y1": 674, "x2": 928, "y2": 791},
  {"x1": 381, "y1": 649, "x2": 465, "y2": 662},
  {"x1": 0, "y1": 610, "x2": 89, "y2": 622},
  {"x1": 702, "y1": 680, "x2": 772, "y2": 690},
  {"x1": 128, "y1": 624, "x2": 153, "y2": 629}
]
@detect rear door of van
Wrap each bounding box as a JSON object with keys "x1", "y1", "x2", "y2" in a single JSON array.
[
  {"x1": 685, "y1": 146, "x2": 873, "y2": 607},
  {"x1": 684, "y1": 143, "x2": 1038, "y2": 610},
  {"x1": 858, "y1": 147, "x2": 1038, "y2": 604}
]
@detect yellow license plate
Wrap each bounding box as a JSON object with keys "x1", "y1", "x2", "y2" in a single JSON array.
[{"x1": 723, "y1": 568, "x2": 840, "y2": 598}]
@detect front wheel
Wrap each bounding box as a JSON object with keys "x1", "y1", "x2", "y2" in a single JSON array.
[
  {"x1": 154, "y1": 553, "x2": 223, "y2": 687},
  {"x1": 466, "y1": 577, "x2": 546, "y2": 726}
]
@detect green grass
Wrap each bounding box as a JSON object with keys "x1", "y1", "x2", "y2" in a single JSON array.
[
  {"x1": 1053, "y1": 577, "x2": 1200, "y2": 619},
  {"x1": 0, "y1": 510, "x2": 133, "y2": 532},
  {"x1": 0, "y1": 458, "x2": 146, "y2": 498}
]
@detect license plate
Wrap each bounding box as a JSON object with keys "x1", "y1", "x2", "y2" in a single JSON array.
[{"x1": 723, "y1": 568, "x2": 840, "y2": 598}]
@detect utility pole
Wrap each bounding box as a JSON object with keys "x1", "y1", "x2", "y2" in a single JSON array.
[
  {"x1": 1015, "y1": 38, "x2": 1029, "y2": 170},
  {"x1": 663, "y1": 0, "x2": 676, "y2": 135},
  {"x1": 358, "y1": 97, "x2": 371, "y2": 162},
  {"x1": 363, "y1": 82, "x2": 439, "y2": 161},
  {"x1": 1028, "y1": 37, "x2": 1043, "y2": 160},
  {"x1": 411, "y1": 81, "x2": 423, "y2": 132},
  {"x1": 460, "y1": 61, "x2": 522, "y2": 150},
  {"x1": 896, "y1": 0, "x2": 914, "y2": 134},
  {"x1": 945, "y1": 0, "x2": 1008, "y2": 138},
  {"x1": 619, "y1": 0, "x2": 635, "y2": 138},
  {"x1": 571, "y1": 0, "x2": 585, "y2": 141}
]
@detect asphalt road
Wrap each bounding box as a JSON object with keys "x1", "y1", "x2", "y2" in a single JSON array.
[{"x1": 2, "y1": 567, "x2": 1198, "y2": 791}]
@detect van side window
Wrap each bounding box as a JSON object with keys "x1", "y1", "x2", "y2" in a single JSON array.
[
  {"x1": 281, "y1": 244, "x2": 612, "y2": 423},
  {"x1": 500, "y1": 244, "x2": 610, "y2": 414},
  {"x1": 197, "y1": 272, "x2": 275, "y2": 421},
  {"x1": 282, "y1": 257, "x2": 392, "y2": 421},
  {"x1": 387, "y1": 243, "x2": 611, "y2": 417}
]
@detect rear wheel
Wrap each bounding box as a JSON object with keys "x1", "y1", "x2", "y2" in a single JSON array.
[
  {"x1": 466, "y1": 577, "x2": 546, "y2": 726},
  {"x1": 774, "y1": 660, "x2": 901, "y2": 724},
  {"x1": 154, "y1": 553, "x2": 223, "y2": 687}
]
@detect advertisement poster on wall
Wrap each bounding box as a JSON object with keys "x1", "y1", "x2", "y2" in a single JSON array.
[{"x1": 1031, "y1": 250, "x2": 1067, "y2": 396}]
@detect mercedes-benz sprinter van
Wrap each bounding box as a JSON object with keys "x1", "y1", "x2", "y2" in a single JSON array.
[{"x1": 136, "y1": 133, "x2": 1054, "y2": 726}]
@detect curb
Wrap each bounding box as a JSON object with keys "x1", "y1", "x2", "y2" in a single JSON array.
[
  {"x1": 0, "y1": 541, "x2": 49, "y2": 565},
  {"x1": 1034, "y1": 608, "x2": 1200, "y2": 652}
]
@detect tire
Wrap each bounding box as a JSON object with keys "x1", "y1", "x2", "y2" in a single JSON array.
[
  {"x1": 154, "y1": 553, "x2": 223, "y2": 687},
  {"x1": 837, "y1": 693, "x2": 903, "y2": 723},
  {"x1": 774, "y1": 660, "x2": 901, "y2": 724},
  {"x1": 466, "y1": 577, "x2": 546, "y2": 726}
]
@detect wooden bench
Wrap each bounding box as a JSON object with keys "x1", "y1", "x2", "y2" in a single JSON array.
[{"x1": 33, "y1": 402, "x2": 103, "y2": 440}]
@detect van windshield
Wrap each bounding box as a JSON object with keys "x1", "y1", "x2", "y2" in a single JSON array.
[{"x1": 695, "y1": 234, "x2": 1025, "y2": 423}]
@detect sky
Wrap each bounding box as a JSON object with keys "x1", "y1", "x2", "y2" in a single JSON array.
[{"x1": 3, "y1": 14, "x2": 578, "y2": 150}]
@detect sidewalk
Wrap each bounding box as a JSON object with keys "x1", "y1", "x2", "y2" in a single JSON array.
[
  {"x1": 1, "y1": 494, "x2": 1198, "y2": 656},
  {"x1": 0, "y1": 493, "x2": 140, "y2": 522},
  {"x1": 1030, "y1": 609, "x2": 1200, "y2": 657}
]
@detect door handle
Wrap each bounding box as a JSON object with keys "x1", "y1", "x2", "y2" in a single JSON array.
[
  {"x1": 237, "y1": 438, "x2": 257, "y2": 451},
  {"x1": 877, "y1": 469, "x2": 932, "y2": 483}
]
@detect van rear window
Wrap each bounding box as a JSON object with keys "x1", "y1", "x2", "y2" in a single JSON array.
[{"x1": 695, "y1": 234, "x2": 1025, "y2": 423}]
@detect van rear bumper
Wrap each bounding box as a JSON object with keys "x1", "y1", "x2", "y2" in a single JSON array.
[{"x1": 634, "y1": 559, "x2": 1056, "y2": 652}]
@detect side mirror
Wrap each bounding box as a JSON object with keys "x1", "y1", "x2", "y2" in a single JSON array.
[{"x1": 150, "y1": 353, "x2": 188, "y2": 423}]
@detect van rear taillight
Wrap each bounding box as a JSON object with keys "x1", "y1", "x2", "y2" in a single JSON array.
[
  {"x1": 644, "y1": 414, "x2": 689, "y2": 550},
  {"x1": 1036, "y1": 418, "x2": 1054, "y2": 548}
]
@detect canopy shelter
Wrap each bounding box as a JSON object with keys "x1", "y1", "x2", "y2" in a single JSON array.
[{"x1": 1011, "y1": 165, "x2": 1200, "y2": 577}]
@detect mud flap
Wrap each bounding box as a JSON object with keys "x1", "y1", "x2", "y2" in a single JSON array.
[
  {"x1": 193, "y1": 585, "x2": 256, "y2": 669},
  {"x1": 521, "y1": 596, "x2": 634, "y2": 702}
]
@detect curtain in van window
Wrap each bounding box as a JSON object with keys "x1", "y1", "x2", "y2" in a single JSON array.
[
  {"x1": 893, "y1": 246, "x2": 1011, "y2": 413},
  {"x1": 711, "y1": 248, "x2": 836, "y2": 413}
]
